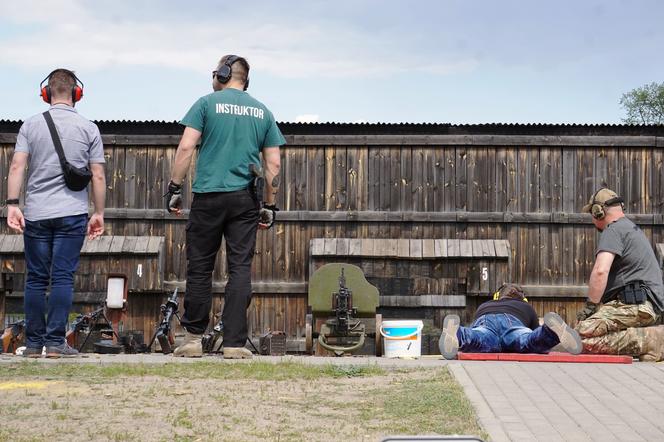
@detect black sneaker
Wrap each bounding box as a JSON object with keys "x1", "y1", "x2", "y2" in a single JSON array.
[
  {"x1": 45, "y1": 343, "x2": 79, "y2": 358},
  {"x1": 22, "y1": 347, "x2": 43, "y2": 358}
]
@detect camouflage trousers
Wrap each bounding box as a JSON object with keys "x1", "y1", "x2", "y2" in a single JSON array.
[{"x1": 575, "y1": 300, "x2": 659, "y2": 356}]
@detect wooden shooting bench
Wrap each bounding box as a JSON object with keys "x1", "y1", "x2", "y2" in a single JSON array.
[
  {"x1": 0, "y1": 234, "x2": 165, "y2": 332},
  {"x1": 309, "y1": 238, "x2": 511, "y2": 321}
]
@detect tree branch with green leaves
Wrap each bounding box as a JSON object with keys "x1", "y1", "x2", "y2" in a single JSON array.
[{"x1": 620, "y1": 82, "x2": 664, "y2": 124}]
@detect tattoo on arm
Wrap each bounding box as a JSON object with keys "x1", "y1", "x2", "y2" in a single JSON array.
[{"x1": 271, "y1": 174, "x2": 281, "y2": 194}]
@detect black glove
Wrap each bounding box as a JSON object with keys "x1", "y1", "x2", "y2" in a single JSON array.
[
  {"x1": 164, "y1": 180, "x2": 183, "y2": 213},
  {"x1": 576, "y1": 301, "x2": 599, "y2": 323},
  {"x1": 259, "y1": 203, "x2": 278, "y2": 229}
]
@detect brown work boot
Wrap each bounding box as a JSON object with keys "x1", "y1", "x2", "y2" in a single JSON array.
[
  {"x1": 439, "y1": 314, "x2": 460, "y2": 360},
  {"x1": 544, "y1": 312, "x2": 583, "y2": 355},
  {"x1": 640, "y1": 326, "x2": 664, "y2": 362},
  {"x1": 223, "y1": 347, "x2": 253, "y2": 359},
  {"x1": 173, "y1": 331, "x2": 203, "y2": 358}
]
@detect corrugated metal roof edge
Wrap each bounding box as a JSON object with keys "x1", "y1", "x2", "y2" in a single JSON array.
[
  {"x1": 1, "y1": 120, "x2": 663, "y2": 136},
  {"x1": 2, "y1": 119, "x2": 663, "y2": 126}
]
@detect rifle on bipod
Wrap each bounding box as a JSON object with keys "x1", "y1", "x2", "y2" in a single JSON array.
[
  {"x1": 1, "y1": 320, "x2": 25, "y2": 354},
  {"x1": 202, "y1": 314, "x2": 224, "y2": 354},
  {"x1": 66, "y1": 307, "x2": 118, "y2": 352},
  {"x1": 148, "y1": 288, "x2": 180, "y2": 354}
]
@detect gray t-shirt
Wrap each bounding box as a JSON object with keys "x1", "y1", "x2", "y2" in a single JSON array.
[
  {"x1": 596, "y1": 217, "x2": 664, "y2": 311},
  {"x1": 14, "y1": 104, "x2": 105, "y2": 221}
]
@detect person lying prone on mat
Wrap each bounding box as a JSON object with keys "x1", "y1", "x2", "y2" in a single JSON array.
[{"x1": 439, "y1": 283, "x2": 582, "y2": 359}]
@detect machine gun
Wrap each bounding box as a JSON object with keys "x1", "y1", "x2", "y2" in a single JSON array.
[
  {"x1": 66, "y1": 307, "x2": 117, "y2": 351},
  {"x1": 1, "y1": 320, "x2": 25, "y2": 354},
  {"x1": 333, "y1": 269, "x2": 356, "y2": 332},
  {"x1": 148, "y1": 288, "x2": 180, "y2": 354},
  {"x1": 317, "y1": 267, "x2": 366, "y2": 356}
]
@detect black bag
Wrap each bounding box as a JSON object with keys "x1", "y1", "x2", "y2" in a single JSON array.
[{"x1": 42, "y1": 111, "x2": 92, "y2": 191}]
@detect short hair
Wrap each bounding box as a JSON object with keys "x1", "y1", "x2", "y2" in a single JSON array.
[
  {"x1": 218, "y1": 55, "x2": 250, "y2": 84},
  {"x1": 497, "y1": 283, "x2": 527, "y2": 301},
  {"x1": 48, "y1": 69, "x2": 76, "y2": 98}
]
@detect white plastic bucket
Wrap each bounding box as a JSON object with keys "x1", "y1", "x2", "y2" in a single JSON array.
[{"x1": 379, "y1": 320, "x2": 423, "y2": 358}]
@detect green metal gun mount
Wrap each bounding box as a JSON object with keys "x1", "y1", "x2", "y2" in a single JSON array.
[{"x1": 306, "y1": 263, "x2": 382, "y2": 356}]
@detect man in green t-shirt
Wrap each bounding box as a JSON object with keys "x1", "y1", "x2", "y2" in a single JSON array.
[{"x1": 165, "y1": 55, "x2": 285, "y2": 358}]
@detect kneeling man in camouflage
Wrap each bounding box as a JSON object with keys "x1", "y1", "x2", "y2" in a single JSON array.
[
  {"x1": 576, "y1": 188, "x2": 664, "y2": 361},
  {"x1": 440, "y1": 284, "x2": 582, "y2": 359}
]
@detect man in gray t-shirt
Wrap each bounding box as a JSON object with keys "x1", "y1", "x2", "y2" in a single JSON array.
[
  {"x1": 597, "y1": 218, "x2": 664, "y2": 309},
  {"x1": 576, "y1": 188, "x2": 664, "y2": 361},
  {"x1": 6, "y1": 69, "x2": 106, "y2": 358}
]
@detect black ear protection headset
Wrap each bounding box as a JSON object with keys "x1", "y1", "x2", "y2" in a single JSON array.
[
  {"x1": 215, "y1": 55, "x2": 249, "y2": 91},
  {"x1": 39, "y1": 69, "x2": 84, "y2": 104},
  {"x1": 589, "y1": 189, "x2": 624, "y2": 220}
]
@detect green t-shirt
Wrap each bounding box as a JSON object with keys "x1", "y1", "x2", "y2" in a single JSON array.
[{"x1": 180, "y1": 88, "x2": 286, "y2": 193}]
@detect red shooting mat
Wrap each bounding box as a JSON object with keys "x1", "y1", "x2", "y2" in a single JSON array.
[{"x1": 457, "y1": 351, "x2": 632, "y2": 364}]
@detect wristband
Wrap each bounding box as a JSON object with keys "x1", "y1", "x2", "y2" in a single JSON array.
[
  {"x1": 5, "y1": 198, "x2": 19, "y2": 206},
  {"x1": 167, "y1": 180, "x2": 183, "y2": 193}
]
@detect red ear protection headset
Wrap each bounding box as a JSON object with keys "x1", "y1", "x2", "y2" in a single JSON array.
[{"x1": 39, "y1": 69, "x2": 84, "y2": 104}]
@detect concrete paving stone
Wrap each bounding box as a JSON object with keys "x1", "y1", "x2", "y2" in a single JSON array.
[
  {"x1": 448, "y1": 364, "x2": 511, "y2": 442},
  {"x1": 515, "y1": 411, "x2": 544, "y2": 420},
  {"x1": 482, "y1": 397, "x2": 508, "y2": 404},
  {"x1": 596, "y1": 425, "x2": 641, "y2": 439},
  {"x1": 563, "y1": 435, "x2": 593, "y2": 442},
  {"x1": 495, "y1": 415, "x2": 523, "y2": 423},
  {"x1": 533, "y1": 433, "x2": 567, "y2": 442},
  {"x1": 632, "y1": 364, "x2": 664, "y2": 387},
  {"x1": 638, "y1": 429, "x2": 664, "y2": 441},
  {"x1": 603, "y1": 424, "x2": 647, "y2": 441},
  {"x1": 502, "y1": 423, "x2": 533, "y2": 433},
  {"x1": 527, "y1": 423, "x2": 558, "y2": 433},
  {"x1": 503, "y1": 430, "x2": 536, "y2": 442},
  {"x1": 466, "y1": 361, "x2": 664, "y2": 442},
  {"x1": 600, "y1": 367, "x2": 664, "y2": 420},
  {"x1": 520, "y1": 416, "x2": 550, "y2": 424}
]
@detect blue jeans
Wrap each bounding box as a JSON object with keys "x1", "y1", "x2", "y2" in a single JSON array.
[
  {"x1": 23, "y1": 214, "x2": 87, "y2": 348},
  {"x1": 458, "y1": 313, "x2": 559, "y2": 353}
]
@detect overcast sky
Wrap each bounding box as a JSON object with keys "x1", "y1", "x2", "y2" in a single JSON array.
[{"x1": 0, "y1": 0, "x2": 662, "y2": 124}]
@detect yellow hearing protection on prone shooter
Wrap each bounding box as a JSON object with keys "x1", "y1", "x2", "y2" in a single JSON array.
[{"x1": 492, "y1": 290, "x2": 528, "y2": 303}]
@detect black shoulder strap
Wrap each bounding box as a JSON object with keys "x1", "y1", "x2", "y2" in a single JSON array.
[{"x1": 42, "y1": 111, "x2": 68, "y2": 167}]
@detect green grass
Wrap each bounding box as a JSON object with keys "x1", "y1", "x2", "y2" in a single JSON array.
[
  {"x1": 0, "y1": 363, "x2": 487, "y2": 441},
  {"x1": 0, "y1": 360, "x2": 385, "y2": 381},
  {"x1": 380, "y1": 370, "x2": 488, "y2": 438}
]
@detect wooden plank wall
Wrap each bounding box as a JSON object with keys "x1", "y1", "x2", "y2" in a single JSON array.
[{"x1": 2, "y1": 140, "x2": 663, "y2": 336}]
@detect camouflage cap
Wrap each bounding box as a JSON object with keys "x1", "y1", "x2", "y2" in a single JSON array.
[{"x1": 581, "y1": 188, "x2": 623, "y2": 213}]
